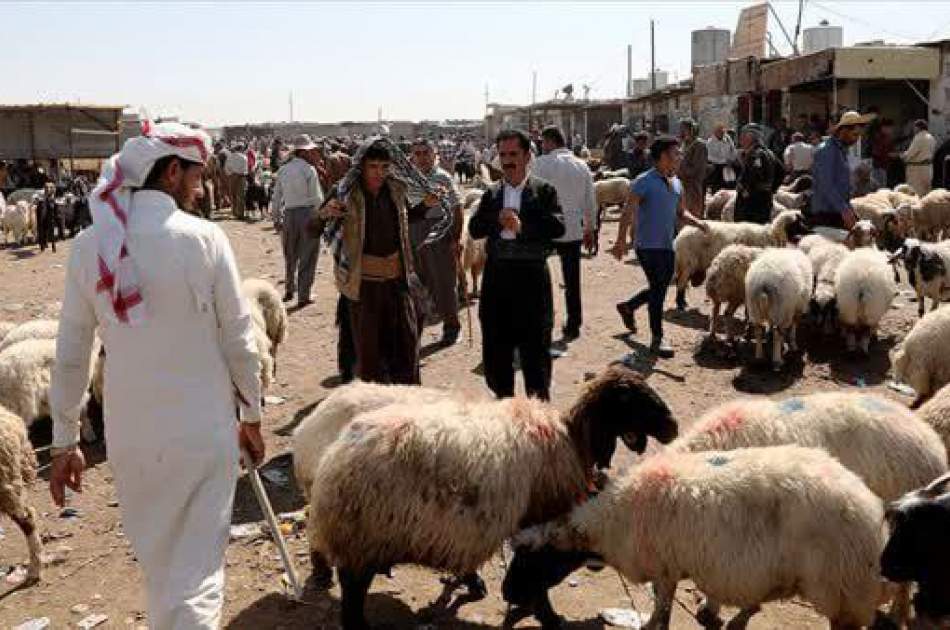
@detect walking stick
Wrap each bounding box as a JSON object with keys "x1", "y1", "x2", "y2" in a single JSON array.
[{"x1": 241, "y1": 448, "x2": 305, "y2": 601}]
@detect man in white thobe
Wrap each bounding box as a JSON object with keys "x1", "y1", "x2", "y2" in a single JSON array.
[
  {"x1": 49, "y1": 122, "x2": 264, "y2": 630},
  {"x1": 902, "y1": 119, "x2": 937, "y2": 196}
]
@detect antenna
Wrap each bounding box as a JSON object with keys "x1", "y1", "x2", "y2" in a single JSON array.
[
  {"x1": 793, "y1": 0, "x2": 805, "y2": 54},
  {"x1": 650, "y1": 19, "x2": 656, "y2": 92},
  {"x1": 288, "y1": 91, "x2": 293, "y2": 122}
]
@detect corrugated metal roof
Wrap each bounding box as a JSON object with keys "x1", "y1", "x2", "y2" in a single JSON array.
[{"x1": 0, "y1": 103, "x2": 126, "y2": 112}]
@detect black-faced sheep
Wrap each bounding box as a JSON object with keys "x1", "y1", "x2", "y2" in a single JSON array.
[
  {"x1": 673, "y1": 209, "x2": 808, "y2": 309},
  {"x1": 881, "y1": 473, "x2": 950, "y2": 627},
  {"x1": 300, "y1": 365, "x2": 677, "y2": 630},
  {"x1": 891, "y1": 306, "x2": 950, "y2": 408},
  {"x1": 503, "y1": 446, "x2": 888, "y2": 630},
  {"x1": 0, "y1": 403, "x2": 41, "y2": 584},
  {"x1": 744, "y1": 248, "x2": 813, "y2": 368},
  {"x1": 889, "y1": 238, "x2": 950, "y2": 317}
]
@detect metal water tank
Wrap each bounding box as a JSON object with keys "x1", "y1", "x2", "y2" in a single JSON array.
[
  {"x1": 803, "y1": 20, "x2": 843, "y2": 54},
  {"x1": 691, "y1": 27, "x2": 731, "y2": 68}
]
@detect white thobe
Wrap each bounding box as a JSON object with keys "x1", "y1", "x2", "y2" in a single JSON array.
[
  {"x1": 902, "y1": 130, "x2": 937, "y2": 196},
  {"x1": 50, "y1": 190, "x2": 262, "y2": 630}
]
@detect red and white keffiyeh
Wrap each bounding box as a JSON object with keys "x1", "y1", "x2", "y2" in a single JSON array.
[{"x1": 90, "y1": 121, "x2": 211, "y2": 325}]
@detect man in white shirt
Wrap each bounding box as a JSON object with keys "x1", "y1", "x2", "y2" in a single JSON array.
[
  {"x1": 273, "y1": 134, "x2": 324, "y2": 307},
  {"x1": 49, "y1": 123, "x2": 263, "y2": 629},
  {"x1": 532, "y1": 125, "x2": 596, "y2": 341},
  {"x1": 902, "y1": 119, "x2": 937, "y2": 195},
  {"x1": 784, "y1": 132, "x2": 815, "y2": 179},
  {"x1": 224, "y1": 144, "x2": 249, "y2": 220},
  {"x1": 705, "y1": 124, "x2": 737, "y2": 193}
]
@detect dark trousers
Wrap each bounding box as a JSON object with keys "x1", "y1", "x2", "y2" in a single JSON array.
[
  {"x1": 554, "y1": 241, "x2": 582, "y2": 334},
  {"x1": 808, "y1": 212, "x2": 845, "y2": 229},
  {"x1": 706, "y1": 163, "x2": 735, "y2": 194},
  {"x1": 336, "y1": 295, "x2": 356, "y2": 381},
  {"x1": 735, "y1": 192, "x2": 772, "y2": 224},
  {"x1": 479, "y1": 260, "x2": 553, "y2": 401},
  {"x1": 281, "y1": 206, "x2": 318, "y2": 302},
  {"x1": 349, "y1": 279, "x2": 420, "y2": 385},
  {"x1": 626, "y1": 249, "x2": 675, "y2": 339}
]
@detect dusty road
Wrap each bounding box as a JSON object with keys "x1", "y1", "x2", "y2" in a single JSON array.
[{"x1": 0, "y1": 205, "x2": 917, "y2": 629}]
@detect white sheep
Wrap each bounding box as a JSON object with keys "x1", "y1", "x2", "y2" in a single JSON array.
[
  {"x1": 300, "y1": 365, "x2": 678, "y2": 629},
  {"x1": 458, "y1": 203, "x2": 487, "y2": 299},
  {"x1": 705, "y1": 244, "x2": 763, "y2": 344},
  {"x1": 808, "y1": 241, "x2": 849, "y2": 334},
  {"x1": 594, "y1": 176, "x2": 629, "y2": 211},
  {"x1": 673, "y1": 209, "x2": 807, "y2": 309},
  {"x1": 1, "y1": 200, "x2": 34, "y2": 246},
  {"x1": 0, "y1": 319, "x2": 59, "y2": 353},
  {"x1": 744, "y1": 248, "x2": 813, "y2": 368},
  {"x1": 248, "y1": 307, "x2": 273, "y2": 393},
  {"x1": 0, "y1": 338, "x2": 98, "y2": 442},
  {"x1": 916, "y1": 382, "x2": 950, "y2": 457},
  {"x1": 773, "y1": 188, "x2": 808, "y2": 209},
  {"x1": 0, "y1": 403, "x2": 42, "y2": 584},
  {"x1": 890, "y1": 238, "x2": 950, "y2": 317},
  {"x1": 704, "y1": 189, "x2": 735, "y2": 221},
  {"x1": 892, "y1": 305, "x2": 950, "y2": 408},
  {"x1": 834, "y1": 248, "x2": 897, "y2": 353},
  {"x1": 0, "y1": 322, "x2": 17, "y2": 343},
  {"x1": 505, "y1": 445, "x2": 888, "y2": 630},
  {"x1": 907, "y1": 189, "x2": 950, "y2": 241},
  {"x1": 241, "y1": 278, "x2": 288, "y2": 378},
  {"x1": 894, "y1": 183, "x2": 917, "y2": 197}
]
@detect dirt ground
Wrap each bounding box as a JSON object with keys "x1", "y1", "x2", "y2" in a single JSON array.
[{"x1": 0, "y1": 201, "x2": 920, "y2": 629}]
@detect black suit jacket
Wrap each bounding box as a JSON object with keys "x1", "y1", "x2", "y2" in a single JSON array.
[{"x1": 468, "y1": 175, "x2": 565, "y2": 262}]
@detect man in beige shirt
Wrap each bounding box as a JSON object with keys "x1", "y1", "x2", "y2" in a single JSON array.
[{"x1": 902, "y1": 119, "x2": 936, "y2": 195}]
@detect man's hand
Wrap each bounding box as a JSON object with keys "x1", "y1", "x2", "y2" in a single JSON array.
[
  {"x1": 499, "y1": 208, "x2": 521, "y2": 234},
  {"x1": 49, "y1": 446, "x2": 86, "y2": 507},
  {"x1": 842, "y1": 207, "x2": 858, "y2": 230},
  {"x1": 320, "y1": 198, "x2": 345, "y2": 219},
  {"x1": 239, "y1": 422, "x2": 266, "y2": 467},
  {"x1": 582, "y1": 230, "x2": 596, "y2": 251}
]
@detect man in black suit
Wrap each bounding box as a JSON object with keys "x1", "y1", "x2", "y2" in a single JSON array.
[{"x1": 469, "y1": 129, "x2": 565, "y2": 400}]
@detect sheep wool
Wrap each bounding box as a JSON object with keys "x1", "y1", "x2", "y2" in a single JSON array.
[
  {"x1": 522, "y1": 446, "x2": 886, "y2": 629},
  {"x1": 594, "y1": 177, "x2": 630, "y2": 210},
  {"x1": 0, "y1": 322, "x2": 16, "y2": 344},
  {"x1": 0, "y1": 403, "x2": 41, "y2": 582},
  {"x1": 834, "y1": 248, "x2": 897, "y2": 353},
  {"x1": 705, "y1": 244, "x2": 763, "y2": 343},
  {"x1": 892, "y1": 305, "x2": 950, "y2": 407},
  {"x1": 673, "y1": 391, "x2": 948, "y2": 502},
  {"x1": 241, "y1": 278, "x2": 288, "y2": 380},
  {"x1": 459, "y1": 206, "x2": 487, "y2": 299},
  {"x1": 744, "y1": 248, "x2": 813, "y2": 366},
  {"x1": 0, "y1": 319, "x2": 59, "y2": 353},
  {"x1": 916, "y1": 383, "x2": 950, "y2": 457}
]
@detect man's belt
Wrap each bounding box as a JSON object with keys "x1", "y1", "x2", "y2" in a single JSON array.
[
  {"x1": 907, "y1": 161, "x2": 933, "y2": 166},
  {"x1": 361, "y1": 253, "x2": 402, "y2": 281}
]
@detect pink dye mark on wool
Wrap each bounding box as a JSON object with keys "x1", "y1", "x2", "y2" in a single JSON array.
[
  {"x1": 638, "y1": 459, "x2": 677, "y2": 488},
  {"x1": 698, "y1": 405, "x2": 746, "y2": 436}
]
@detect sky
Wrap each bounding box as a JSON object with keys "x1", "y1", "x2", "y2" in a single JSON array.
[{"x1": 4, "y1": 1, "x2": 950, "y2": 126}]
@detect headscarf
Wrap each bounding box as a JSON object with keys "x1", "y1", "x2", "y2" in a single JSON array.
[{"x1": 90, "y1": 121, "x2": 211, "y2": 325}]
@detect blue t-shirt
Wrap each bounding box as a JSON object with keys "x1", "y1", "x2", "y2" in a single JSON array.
[{"x1": 631, "y1": 168, "x2": 681, "y2": 250}]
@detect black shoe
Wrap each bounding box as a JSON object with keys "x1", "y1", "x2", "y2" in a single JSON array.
[
  {"x1": 615, "y1": 303, "x2": 637, "y2": 333},
  {"x1": 651, "y1": 338, "x2": 674, "y2": 358},
  {"x1": 561, "y1": 326, "x2": 580, "y2": 342},
  {"x1": 282, "y1": 291, "x2": 294, "y2": 302},
  {"x1": 440, "y1": 326, "x2": 461, "y2": 347}
]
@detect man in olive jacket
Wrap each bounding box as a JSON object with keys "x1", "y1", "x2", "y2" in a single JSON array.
[{"x1": 469, "y1": 129, "x2": 565, "y2": 401}]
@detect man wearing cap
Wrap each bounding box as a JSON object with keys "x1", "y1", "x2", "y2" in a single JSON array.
[
  {"x1": 410, "y1": 138, "x2": 463, "y2": 346},
  {"x1": 735, "y1": 124, "x2": 777, "y2": 224},
  {"x1": 49, "y1": 123, "x2": 264, "y2": 628},
  {"x1": 902, "y1": 119, "x2": 936, "y2": 196},
  {"x1": 224, "y1": 144, "x2": 249, "y2": 220},
  {"x1": 273, "y1": 134, "x2": 323, "y2": 308},
  {"x1": 811, "y1": 111, "x2": 869, "y2": 229},
  {"x1": 676, "y1": 118, "x2": 707, "y2": 217}
]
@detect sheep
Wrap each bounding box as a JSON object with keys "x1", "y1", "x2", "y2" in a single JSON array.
[
  {"x1": 808, "y1": 241, "x2": 848, "y2": 334},
  {"x1": 673, "y1": 209, "x2": 808, "y2": 309},
  {"x1": 0, "y1": 404, "x2": 41, "y2": 584},
  {"x1": 300, "y1": 365, "x2": 678, "y2": 629},
  {"x1": 458, "y1": 202, "x2": 487, "y2": 300},
  {"x1": 779, "y1": 173, "x2": 812, "y2": 193},
  {"x1": 704, "y1": 189, "x2": 735, "y2": 220},
  {"x1": 593, "y1": 167, "x2": 630, "y2": 182},
  {"x1": 894, "y1": 183, "x2": 918, "y2": 197},
  {"x1": 773, "y1": 188, "x2": 809, "y2": 209},
  {"x1": 916, "y1": 383, "x2": 950, "y2": 456},
  {"x1": 891, "y1": 305, "x2": 950, "y2": 408},
  {"x1": 1, "y1": 200, "x2": 34, "y2": 246},
  {"x1": 593, "y1": 176, "x2": 630, "y2": 212},
  {"x1": 889, "y1": 238, "x2": 950, "y2": 317},
  {"x1": 0, "y1": 338, "x2": 98, "y2": 442},
  {"x1": 0, "y1": 321, "x2": 16, "y2": 343},
  {"x1": 744, "y1": 248, "x2": 813, "y2": 368},
  {"x1": 913, "y1": 189, "x2": 950, "y2": 242},
  {"x1": 0, "y1": 319, "x2": 59, "y2": 353},
  {"x1": 503, "y1": 445, "x2": 888, "y2": 630},
  {"x1": 704, "y1": 244, "x2": 763, "y2": 344},
  {"x1": 248, "y1": 307, "x2": 274, "y2": 393},
  {"x1": 881, "y1": 473, "x2": 950, "y2": 627},
  {"x1": 240, "y1": 278, "x2": 288, "y2": 378},
  {"x1": 834, "y1": 247, "x2": 897, "y2": 354}
]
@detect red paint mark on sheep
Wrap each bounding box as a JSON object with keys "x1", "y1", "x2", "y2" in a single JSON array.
[{"x1": 700, "y1": 405, "x2": 745, "y2": 436}]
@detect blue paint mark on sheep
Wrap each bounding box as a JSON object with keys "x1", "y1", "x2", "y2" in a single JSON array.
[
  {"x1": 779, "y1": 398, "x2": 805, "y2": 413},
  {"x1": 707, "y1": 455, "x2": 730, "y2": 467},
  {"x1": 344, "y1": 421, "x2": 370, "y2": 443},
  {"x1": 859, "y1": 396, "x2": 893, "y2": 413}
]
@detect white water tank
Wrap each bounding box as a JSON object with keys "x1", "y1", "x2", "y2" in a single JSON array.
[
  {"x1": 803, "y1": 20, "x2": 843, "y2": 54},
  {"x1": 691, "y1": 27, "x2": 731, "y2": 68}
]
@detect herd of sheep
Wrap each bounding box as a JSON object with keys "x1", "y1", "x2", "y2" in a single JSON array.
[{"x1": 4, "y1": 178, "x2": 950, "y2": 628}]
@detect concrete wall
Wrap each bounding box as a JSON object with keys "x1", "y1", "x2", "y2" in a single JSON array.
[
  {"x1": 835, "y1": 47, "x2": 939, "y2": 80},
  {"x1": 693, "y1": 95, "x2": 738, "y2": 135}
]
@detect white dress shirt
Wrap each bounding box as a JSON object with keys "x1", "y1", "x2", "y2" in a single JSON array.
[
  {"x1": 706, "y1": 135, "x2": 737, "y2": 165},
  {"x1": 271, "y1": 157, "x2": 323, "y2": 211},
  {"x1": 501, "y1": 175, "x2": 527, "y2": 240},
  {"x1": 531, "y1": 147, "x2": 596, "y2": 242}
]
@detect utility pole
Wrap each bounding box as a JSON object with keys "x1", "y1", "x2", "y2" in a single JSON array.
[
  {"x1": 288, "y1": 90, "x2": 293, "y2": 122},
  {"x1": 767, "y1": 1, "x2": 799, "y2": 55},
  {"x1": 531, "y1": 70, "x2": 537, "y2": 131},
  {"x1": 650, "y1": 19, "x2": 656, "y2": 92},
  {"x1": 484, "y1": 83, "x2": 489, "y2": 111},
  {"x1": 626, "y1": 44, "x2": 632, "y2": 97},
  {"x1": 793, "y1": 0, "x2": 805, "y2": 54}
]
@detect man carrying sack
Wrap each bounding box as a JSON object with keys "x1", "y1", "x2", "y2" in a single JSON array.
[{"x1": 49, "y1": 122, "x2": 264, "y2": 629}]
